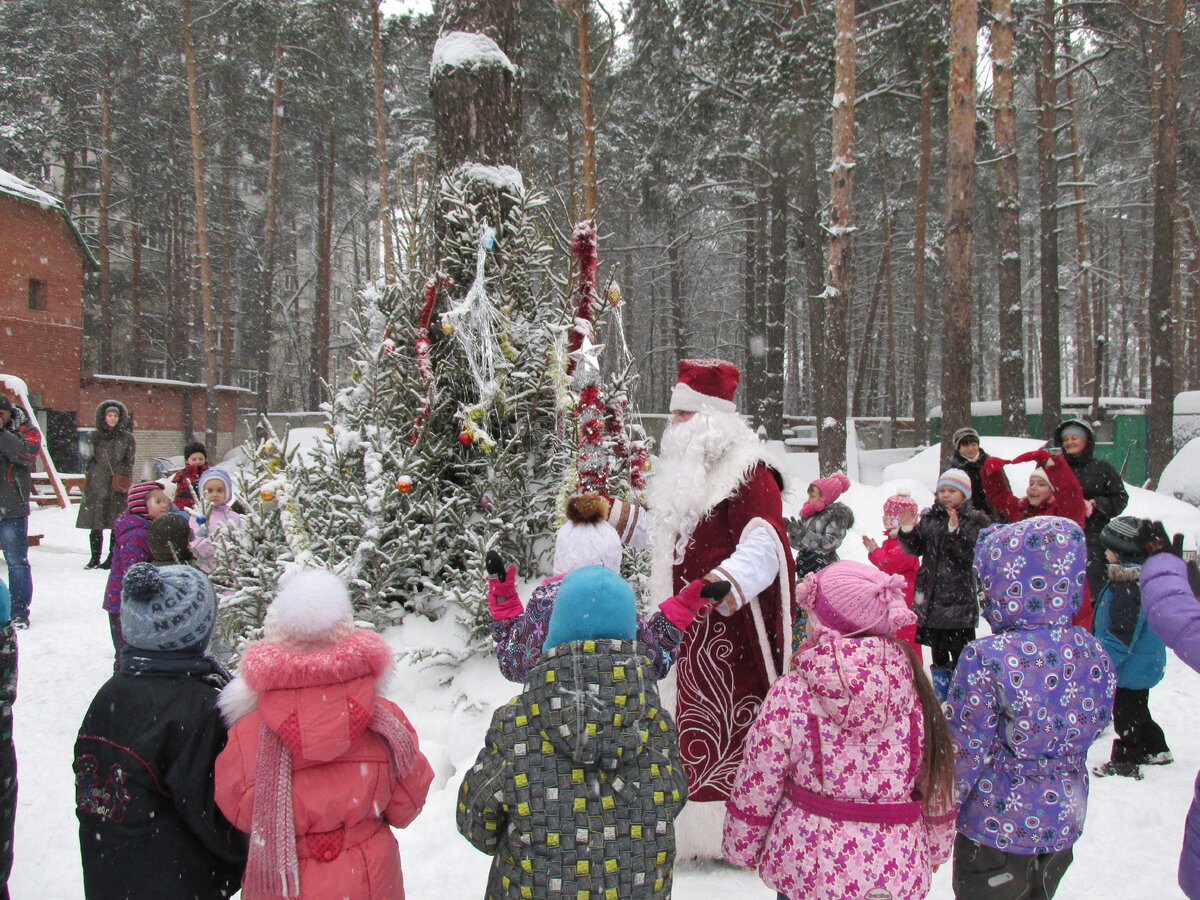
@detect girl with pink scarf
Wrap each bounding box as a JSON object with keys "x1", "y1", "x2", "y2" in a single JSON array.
[{"x1": 215, "y1": 569, "x2": 433, "y2": 900}]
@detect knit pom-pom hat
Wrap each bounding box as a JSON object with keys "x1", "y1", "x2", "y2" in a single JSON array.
[
  {"x1": 882, "y1": 490, "x2": 919, "y2": 531},
  {"x1": 809, "y1": 473, "x2": 850, "y2": 505},
  {"x1": 796, "y1": 560, "x2": 916, "y2": 641},
  {"x1": 553, "y1": 494, "x2": 623, "y2": 576},
  {"x1": 125, "y1": 481, "x2": 162, "y2": 518},
  {"x1": 1028, "y1": 468, "x2": 1054, "y2": 492},
  {"x1": 197, "y1": 467, "x2": 233, "y2": 501},
  {"x1": 121, "y1": 563, "x2": 217, "y2": 652},
  {"x1": 544, "y1": 565, "x2": 637, "y2": 650},
  {"x1": 936, "y1": 468, "x2": 972, "y2": 500},
  {"x1": 263, "y1": 568, "x2": 354, "y2": 652}
]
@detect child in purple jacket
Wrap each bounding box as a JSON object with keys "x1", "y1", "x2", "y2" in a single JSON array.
[
  {"x1": 487, "y1": 492, "x2": 712, "y2": 683},
  {"x1": 1137, "y1": 520, "x2": 1200, "y2": 899},
  {"x1": 946, "y1": 516, "x2": 1115, "y2": 899},
  {"x1": 104, "y1": 481, "x2": 173, "y2": 657}
]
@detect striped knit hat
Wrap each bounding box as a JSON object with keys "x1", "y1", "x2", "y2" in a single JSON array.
[
  {"x1": 936, "y1": 468, "x2": 972, "y2": 500},
  {"x1": 126, "y1": 481, "x2": 162, "y2": 518}
]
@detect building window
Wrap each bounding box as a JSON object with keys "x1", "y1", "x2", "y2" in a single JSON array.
[{"x1": 28, "y1": 279, "x2": 46, "y2": 311}]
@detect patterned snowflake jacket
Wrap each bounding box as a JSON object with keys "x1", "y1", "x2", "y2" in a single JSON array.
[
  {"x1": 489, "y1": 575, "x2": 684, "y2": 683},
  {"x1": 947, "y1": 517, "x2": 1115, "y2": 855},
  {"x1": 723, "y1": 636, "x2": 955, "y2": 900},
  {"x1": 458, "y1": 638, "x2": 688, "y2": 900}
]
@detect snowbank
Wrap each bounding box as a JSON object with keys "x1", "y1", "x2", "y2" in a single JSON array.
[{"x1": 1160, "y1": 437, "x2": 1200, "y2": 506}]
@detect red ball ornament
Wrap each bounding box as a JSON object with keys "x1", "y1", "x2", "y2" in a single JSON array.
[{"x1": 459, "y1": 431, "x2": 474, "y2": 447}]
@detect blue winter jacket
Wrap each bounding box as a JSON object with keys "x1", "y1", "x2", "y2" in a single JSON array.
[
  {"x1": 946, "y1": 517, "x2": 1115, "y2": 855},
  {"x1": 1093, "y1": 561, "x2": 1167, "y2": 691}
]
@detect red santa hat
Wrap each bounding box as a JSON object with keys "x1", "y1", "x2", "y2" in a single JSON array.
[{"x1": 668, "y1": 358, "x2": 739, "y2": 415}]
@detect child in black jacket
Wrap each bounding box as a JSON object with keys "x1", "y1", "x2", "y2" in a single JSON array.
[{"x1": 74, "y1": 563, "x2": 246, "y2": 899}]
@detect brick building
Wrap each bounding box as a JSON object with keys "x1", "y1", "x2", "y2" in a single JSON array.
[{"x1": 1, "y1": 167, "x2": 254, "y2": 476}]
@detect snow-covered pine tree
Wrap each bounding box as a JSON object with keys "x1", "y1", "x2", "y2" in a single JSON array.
[{"x1": 214, "y1": 172, "x2": 634, "y2": 656}]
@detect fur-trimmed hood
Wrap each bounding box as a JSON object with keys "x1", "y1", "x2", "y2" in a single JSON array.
[
  {"x1": 218, "y1": 631, "x2": 395, "y2": 762},
  {"x1": 92, "y1": 398, "x2": 132, "y2": 434}
]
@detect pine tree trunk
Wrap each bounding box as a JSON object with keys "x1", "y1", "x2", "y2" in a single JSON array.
[
  {"x1": 820, "y1": 0, "x2": 854, "y2": 476},
  {"x1": 1186, "y1": 210, "x2": 1200, "y2": 389},
  {"x1": 942, "y1": 0, "x2": 977, "y2": 462},
  {"x1": 98, "y1": 48, "x2": 113, "y2": 372},
  {"x1": 912, "y1": 42, "x2": 934, "y2": 440},
  {"x1": 311, "y1": 130, "x2": 336, "y2": 410},
  {"x1": 371, "y1": 0, "x2": 394, "y2": 280},
  {"x1": 993, "y1": 0, "x2": 1026, "y2": 436},
  {"x1": 258, "y1": 39, "x2": 284, "y2": 420},
  {"x1": 183, "y1": 0, "x2": 219, "y2": 447},
  {"x1": 1036, "y1": 0, "x2": 1061, "y2": 438},
  {"x1": 131, "y1": 214, "x2": 143, "y2": 378},
  {"x1": 571, "y1": 0, "x2": 597, "y2": 221},
  {"x1": 221, "y1": 129, "x2": 234, "y2": 386},
  {"x1": 1064, "y1": 41, "x2": 1094, "y2": 395},
  {"x1": 1147, "y1": 0, "x2": 1183, "y2": 483},
  {"x1": 763, "y1": 143, "x2": 788, "y2": 440},
  {"x1": 743, "y1": 158, "x2": 765, "y2": 425},
  {"x1": 668, "y1": 227, "x2": 686, "y2": 369}
]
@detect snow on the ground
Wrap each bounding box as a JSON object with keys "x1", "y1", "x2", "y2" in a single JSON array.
[
  {"x1": 8, "y1": 470, "x2": 1199, "y2": 898},
  {"x1": 1161, "y1": 437, "x2": 1200, "y2": 507}
]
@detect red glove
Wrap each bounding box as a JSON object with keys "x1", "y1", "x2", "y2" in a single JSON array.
[
  {"x1": 982, "y1": 457, "x2": 1010, "y2": 476},
  {"x1": 487, "y1": 565, "x2": 523, "y2": 619},
  {"x1": 1012, "y1": 449, "x2": 1053, "y2": 467},
  {"x1": 659, "y1": 579, "x2": 710, "y2": 630}
]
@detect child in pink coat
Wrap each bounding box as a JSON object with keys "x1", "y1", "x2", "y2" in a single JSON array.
[
  {"x1": 214, "y1": 569, "x2": 434, "y2": 900},
  {"x1": 863, "y1": 489, "x2": 922, "y2": 660},
  {"x1": 723, "y1": 560, "x2": 956, "y2": 900}
]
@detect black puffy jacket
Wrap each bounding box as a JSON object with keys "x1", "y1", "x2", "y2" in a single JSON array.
[
  {"x1": 74, "y1": 651, "x2": 246, "y2": 900},
  {"x1": 897, "y1": 500, "x2": 991, "y2": 629},
  {"x1": 1051, "y1": 419, "x2": 1129, "y2": 536}
]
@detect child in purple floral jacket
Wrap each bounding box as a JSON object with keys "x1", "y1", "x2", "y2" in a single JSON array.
[
  {"x1": 487, "y1": 492, "x2": 711, "y2": 683},
  {"x1": 947, "y1": 516, "x2": 1115, "y2": 900}
]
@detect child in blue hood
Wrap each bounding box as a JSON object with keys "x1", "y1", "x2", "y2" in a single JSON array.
[{"x1": 946, "y1": 516, "x2": 1115, "y2": 900}]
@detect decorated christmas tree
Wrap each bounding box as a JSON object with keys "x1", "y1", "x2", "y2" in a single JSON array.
[{"x1": 214, "y1": 177, "x2": 645, "y2": 658}]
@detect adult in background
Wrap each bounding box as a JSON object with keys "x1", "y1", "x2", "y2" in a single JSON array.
[
  {"x1": 607, "y1": 358, "x2": 795, "y2": 859},
  {"x1": 949, "y1": 426, "x2": 1000, "y2": 521},
  {"x1": 0, "y1": 393, "x2": 41, "y2": 629},
  {"x1": 1052, "y1": 418, "x2": 1128, "y2": 597},
  {"x1": 76, "y1": 400, "x2": 135, "y2": 570}
]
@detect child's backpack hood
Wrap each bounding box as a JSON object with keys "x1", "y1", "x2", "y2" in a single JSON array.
[
  {"x1": 525, "y1": 639, "x2": 659, "y2": 769},
  {"x1": 795, "y1": 637, "x2": 910, "y2": 734},
  {"x1": 219, "y1": 630, "x2": 394, "y2": 763},
  {"x1": 975, "y1": 517, "x2": 1086, "y2": 632}
]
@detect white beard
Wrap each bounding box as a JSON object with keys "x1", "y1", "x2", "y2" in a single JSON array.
[{"x1": 648, "y1": 411, "x2": 760, "y2": 566}]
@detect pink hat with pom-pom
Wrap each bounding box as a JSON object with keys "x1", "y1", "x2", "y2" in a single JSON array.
[
  {"x1": 797, "y1": 560, "x2": 916, "y2": 640},
  {"x1": 809, "y1": 473, "x2": 850, "y2": 504},
  {"x1": 882, "y1": 490, "x2": 919, "y2": 531}
]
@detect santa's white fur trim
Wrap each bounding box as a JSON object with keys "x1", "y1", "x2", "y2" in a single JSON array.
[
  {"x1": 669, "y1": 382, "x2": 737, "y2": 415},
  {"x1": 649, "y1": 440, "x2": 787, "y2": 604},
  {"x1": 264, "y1": 568, "x2": 354, "y2": 650},
  {"x1": 673, "y1": 799, "x2": 730, "y2": 861}
]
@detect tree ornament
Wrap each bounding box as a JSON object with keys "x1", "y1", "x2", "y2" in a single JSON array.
[
  {"x1": 459, "y1": 430, "x2": 474, "y2": 447},
  {"x1": 396, "y1": 475, "x2": 412, "y2": 494},
  {"x1": 381, "y1": 337, "x2": 396, "y2": 356},
  {"x1": 259, "y1": 488, "x2": 276, "y2": 503},
  {"x1": 325, "y1": 424, "x2": 333, "y2": 434},
  {"x1": 606, "y1": 281, "x2": 621, "y2": 307},
  {"x1": 441, "y1": 319, "x2": 455, "y2": 335}
]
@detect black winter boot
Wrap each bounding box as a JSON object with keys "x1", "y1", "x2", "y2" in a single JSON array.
[{"x1": 85, "y1": 530, "x2": 103, "y2": 569}]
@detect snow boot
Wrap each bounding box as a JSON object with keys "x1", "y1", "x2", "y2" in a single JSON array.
[
  {"x1": 931, "y1": 666, "x2": 952, "y2": 704},
  {"x1": 85, "y1": 530, "x2": 103, "y2": 569},
  {"x1": 1092, "y1": 759, "x2": 1143, "y2": 780}
]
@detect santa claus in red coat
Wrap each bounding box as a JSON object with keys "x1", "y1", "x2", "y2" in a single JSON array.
[{"x1": 609, "y1": 359, "x2": 796, "y2": 858}]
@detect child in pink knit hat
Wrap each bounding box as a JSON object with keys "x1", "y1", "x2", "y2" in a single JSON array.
[
  {"x1": 724, "y1": 560, "x2": 955, "y2": 900},
  {"x1": 784, "y1": 473, "x2": 855, "y2": 577},
  {"x1": 863, "y1": 490, "x2": 922, "y2": 660}
]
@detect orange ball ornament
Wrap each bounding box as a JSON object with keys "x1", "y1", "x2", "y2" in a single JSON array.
[
  {"x1": 396, "y1": 476, "x2": 413, "y2": 494},
  {"x1": 260, "y1": 488, "x2": 276, "y2": 502}
]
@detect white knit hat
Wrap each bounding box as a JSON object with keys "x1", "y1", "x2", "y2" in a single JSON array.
[
  {"x1": 263, "y1": 568, "x2": 354, "y2": 651},
  {"x1": 553, "y1": 520, "x2": 623, "y2": 576}
]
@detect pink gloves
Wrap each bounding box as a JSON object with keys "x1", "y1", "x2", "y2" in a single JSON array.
[
  {"x1": 1012, "y1": 449, "x2": 1053, "y2": 466},
  {"x1": 660, "y1": 579, "x2": 716, "y2": 630},
  {"x1": 487, "y1": 565, "x2": 523, "y2": 620}
]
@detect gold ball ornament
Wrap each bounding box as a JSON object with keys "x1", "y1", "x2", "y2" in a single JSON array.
[
  {"x1": 441, "y1": 320, "x2": 455, "y2": 336},
  {"x1": 396, "y1": 476, "x2": 413, "y2": 494},
  {"x1": 261, "y1": 441, "x2": 277, "y2": 456},
  {"x1": 260, "y1": 488, "x2": 276, "y2": 502}
]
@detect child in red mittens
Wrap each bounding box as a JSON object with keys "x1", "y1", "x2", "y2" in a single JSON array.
[
  {"x1": 171, "y1": 441, "x2": 210, "y2": 510},
  {"x1": 486, "y1": 492, "x2": 710, "y2": 683}
]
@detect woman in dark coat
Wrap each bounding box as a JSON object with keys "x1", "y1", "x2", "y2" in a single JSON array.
[
  {"x1": 1052, "y1": 418, "x2": 1129, "y2": 598},
  {"x1": 76, "y1": 400, "x2": 136, "y2": 569}
]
